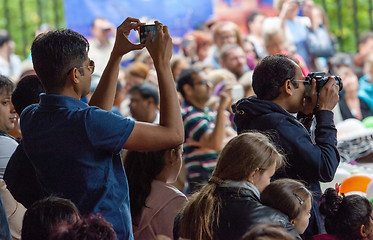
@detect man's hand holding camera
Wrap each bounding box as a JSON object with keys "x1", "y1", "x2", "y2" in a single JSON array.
[{"x1": 317, "y1": 77, "x2": 340, "y2": 111}]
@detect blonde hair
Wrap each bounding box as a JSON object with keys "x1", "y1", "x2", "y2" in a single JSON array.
[{"x1": 179, "y1": 132, "x2": 284, "y2": 240}]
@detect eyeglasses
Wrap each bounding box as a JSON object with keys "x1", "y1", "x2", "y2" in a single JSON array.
[{"x1": 77, "y1": 60, "x2": 95, "y2": 75}]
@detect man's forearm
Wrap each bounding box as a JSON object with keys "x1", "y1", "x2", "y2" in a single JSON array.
[{"x1": 88, "y1": 52, "x2": 122, "y2": 110}]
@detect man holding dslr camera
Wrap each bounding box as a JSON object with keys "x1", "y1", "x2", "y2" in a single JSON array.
[{"x1": 233, "y1": 54, "x2": 340, "y2": 239}]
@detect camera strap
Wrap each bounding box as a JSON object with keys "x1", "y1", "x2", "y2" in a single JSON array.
[{"x1": 313, "y1": 92, "x2": 321, "y2": 114}]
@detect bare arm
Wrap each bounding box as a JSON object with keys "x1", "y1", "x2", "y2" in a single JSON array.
[
  {"x1": 89, "y1": 17, "x2": 144, "y2": 110},
  {"x1": 124, "y1": 22, "x2": 184, "y2": 151},
  {"x1": 198, "y1": 89, "x2": 233, "y2": 150}
]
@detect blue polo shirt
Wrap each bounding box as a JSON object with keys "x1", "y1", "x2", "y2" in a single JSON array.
[{"x1": 20, "y1": 94, "x2": 135, "y2": 240}]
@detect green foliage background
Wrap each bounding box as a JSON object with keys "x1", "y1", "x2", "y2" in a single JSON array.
[
  {"x1": 0, "y1": 0, "x2": 371, "y2": 59},
  {"x1": 314, "y1": 0, "x2": 372, "y2": 53},
  {"x1": 0, "y1": 0, "x2": 64, "y2": 58}
]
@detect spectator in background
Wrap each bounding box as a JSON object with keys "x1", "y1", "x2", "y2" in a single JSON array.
[
  {"x1": 171, "y1": 55, "x2": 190, "y2": 81},
  {"x1": 182, "y1": 30, "x2": 213, "y2": 63},
  {"x1": 353, "y1": 32, "x2": 373, "y2": 79},
  {"x1": 264, "y1": 28, "x2": 309, "y2": 76},
  {"x1": 0, "y1": 30, "x2": 21, "y2": 82},
  {"x1": 22, "y1": 196, "x2": 81, "y2": 240},
  {"x1": 329, "y1": 53, "x2": 372, "y2": 120},
  {"x1": 219, "y1": 43, "x2": 248, "y2": 79},
  {"x1": 246, "y1": 11, "x2": 266, "y2": 59},
  {"x1": 129, "y1": 82, "x2": 159, "y2": 124},
  {"x1": 0, "y1": 75, "x2": 17, "y2": 179},
  {"x1": 358, "y1": 53, "x2": 373, "y2": 114},
  {"x1": 88, "y1": 17, "x2": 116, "y2": 77},
  {"x1": 204, "y1": 21, "x2": 244, "y2": 69},
  {"x1": 124, "y1": 145, "x2": 187, "y2": 239},
  {"x1": 177, "y1": 68, "x2": 236, "y2": 194},
  {"x1": 314, "y1": 188, "x2": 373, "y2": 240},
  {"x1": 263, "y1": 0, "x2": 311, "y2": 66}
]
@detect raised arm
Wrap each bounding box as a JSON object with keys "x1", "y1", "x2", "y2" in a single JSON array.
[
  {"x1": 89, "y1": 17, "x2": 144, "y2": 110},
  {"x1": 124, "y1": 21, "x2": 184, "y2": 151}
]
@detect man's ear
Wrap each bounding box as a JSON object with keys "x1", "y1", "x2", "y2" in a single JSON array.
[
  {"x1": 146, "y1": 97, "x2": 155, "y2": 107},
  {"x1": 283, "y1": 79, "x2": 294, "y2": 96},
  {"x1": 68, "y1": 67, "x2": 80, "y2": 85}
]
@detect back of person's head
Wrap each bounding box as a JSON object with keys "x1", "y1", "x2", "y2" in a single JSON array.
[
  {"x1": 124, "y1": 145, "x2": 182, "y2": 225},
  {"x1": 12, "y1": 74, "x2": 45, "y2": 115},
  {"x1": 260, "y1": 179, "x2": 312, "y2": 234},
  {"x1": 49, "y1": 214, "x2": 117, "y2": 240},
  {"x1": 0, "y1": 74, "x2": 14, "y2": 95},
  {"x1": 0, "y1": 29, "x2": 11, "y2": 48},
  {"x1": 319, "y1": 188, "x2": 373, "y2": 240},
  {"x1": 129, "y1": 82, "x2": 159, "y2": 106},
  {"x1": 179, "y1": 131, "x2": 284, "y2": 240},
  {"x1": 22, "y1": 196, "x2": 80, "y2": 240},
  {"x1": 206, "y1": 68, "x2": 236, "y2": 89},
  {"x1": 241, "y1": 223, "x2": 297, "y2": 240},
  {"x1": 253, "y1": 54, "x2": 297, "y2": 100},
  {"x1": 176, "y1": 67, "x2": 202, "y2": 99},
  {"x1": 31, "y1": 29, "x2": 89, "y2": 93}
]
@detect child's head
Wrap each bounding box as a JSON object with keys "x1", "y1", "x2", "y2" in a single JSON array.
[
  {"x1": 261, "y1": 178, "x2": 312, "y2": 234},
  {"x1": 320, "y1": 188, "x2": 373, "y2": 240}
]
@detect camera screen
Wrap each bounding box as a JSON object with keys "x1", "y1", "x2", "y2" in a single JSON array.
[{"x1": 140, "y1": 24, "x2": 157, "y2": 44}]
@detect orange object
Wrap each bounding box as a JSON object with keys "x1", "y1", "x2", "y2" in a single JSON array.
[{"x1": 339, "y1": 174, "x2": 372, "y2": 195}]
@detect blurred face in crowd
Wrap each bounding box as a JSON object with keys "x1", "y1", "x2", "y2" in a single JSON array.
[
  {"x1": 221, "y1": 47, "x2": 247, "y2": 78},
  {"x1": 265, "y1": 32, "x2": 286, "y2": 55},
  {"x1": 191, "y1": 72, "x2": 212, "y2": 106},
  {"x1": 129, "y1": 90, "x2": 152, "y2": 123},
  {"x1": 215, "y1": 26, "x2": 237, "y2": 48},
  {"x1": 91, "y1": 18, "x2": 113, "y2": 44},
  {"x1": 0, "y1": 89, "x2": 16, "y2": 132},
  {"x1": 336, "y1": 65, "x2": 358, "y2": 94},
  {"x1": 248, "y1": 14, "x2": 265, "y2": 36}
]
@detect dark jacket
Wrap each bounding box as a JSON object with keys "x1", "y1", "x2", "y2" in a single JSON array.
[
  {"x1": 214, "y1": 184, "x2": 301, "y2": 240},
  {"x1": 173, "y1": 182, "x2": 301, "y2": 240},
  {"x1": 232, "y1": 96, "x2": 340, "y2": 238}
]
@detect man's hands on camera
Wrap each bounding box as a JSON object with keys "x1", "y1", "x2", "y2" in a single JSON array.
[
  {"x1": 145, "y1": 21, "x2": 173, "y2": 67},
  {"x1": 317, "y1": 77, "x2": 340, "y2": 111},
  {"x1": 112, "y1": 17, "x2": 145, "y2": 58}
]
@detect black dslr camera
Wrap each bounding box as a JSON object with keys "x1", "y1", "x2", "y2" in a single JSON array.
[{"x1": 303, "y1": 72, "x2": 343, "y2": 98}]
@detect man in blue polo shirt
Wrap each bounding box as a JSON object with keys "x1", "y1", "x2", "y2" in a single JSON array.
[{"x1": 19, "y1": 18, "x2": 183, "y2": 240}]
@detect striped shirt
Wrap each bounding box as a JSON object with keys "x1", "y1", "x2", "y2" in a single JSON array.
[{"x1": 181, "y1": 102, "x2": 219, "y2": 192}]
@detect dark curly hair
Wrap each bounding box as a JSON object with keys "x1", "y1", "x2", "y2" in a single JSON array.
[{"x1": 319, "y1": 188, "x2": 373, "y2": 240}]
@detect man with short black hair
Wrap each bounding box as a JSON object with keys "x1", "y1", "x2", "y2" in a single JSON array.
[
  {"x1": 177, "y1": 67, "x2": 235, "y2": 193},
  {"x1": 233, "y1": 54, "x2": 340, "y2": 239},
  {"x1": 20, "y1": 18, "x2": 183, "y2": 240}
]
